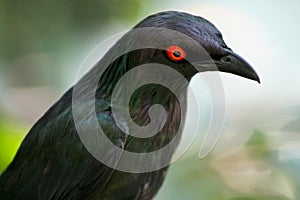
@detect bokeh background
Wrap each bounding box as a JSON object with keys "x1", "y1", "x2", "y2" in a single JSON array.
[{"x1": 1, "y1": 0, "x2": 299, "y2": 199}]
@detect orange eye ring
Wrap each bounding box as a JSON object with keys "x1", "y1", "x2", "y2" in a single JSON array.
[{"x1": 166, "y1": 46, "x2": 186, "y2": 62}]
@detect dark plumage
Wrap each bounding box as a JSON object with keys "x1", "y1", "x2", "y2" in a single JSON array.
[{"x1": 0, "y1": 11, "x2": 259, "y2": 199}]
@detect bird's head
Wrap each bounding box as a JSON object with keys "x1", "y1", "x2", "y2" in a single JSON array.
[{"x1": 122, "y1": 11, "x2": 260, "y2": 83}]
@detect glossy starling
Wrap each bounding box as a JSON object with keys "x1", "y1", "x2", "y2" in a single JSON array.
[{"x1": 0, "y1": 11, "x2": 259, "y2": 199}]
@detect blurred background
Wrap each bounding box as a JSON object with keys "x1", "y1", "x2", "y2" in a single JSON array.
[{"x1": 0, "y1": 0, "x2": 299, "y2": 199}]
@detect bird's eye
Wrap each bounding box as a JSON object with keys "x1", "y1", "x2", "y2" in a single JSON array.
[{"x1": 166, "y1": 46, "x2": 186, "y2": 62}]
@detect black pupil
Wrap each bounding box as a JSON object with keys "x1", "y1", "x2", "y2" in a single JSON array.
[{"x1": 173, "y1": 51, "x2": 181, "y2": 58}]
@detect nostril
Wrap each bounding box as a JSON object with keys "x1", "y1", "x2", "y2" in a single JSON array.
[{"x1": 222, "y1": 56, "x2": 231, "y2": 63}]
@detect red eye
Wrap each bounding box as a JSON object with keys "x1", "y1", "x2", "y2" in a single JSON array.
[{"x1": 166, "y1": 46, "x2": 186, "y2": 62}]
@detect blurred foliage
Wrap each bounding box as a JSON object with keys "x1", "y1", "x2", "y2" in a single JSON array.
[
  {"x1": 0, "y1": 0, "x2": 142, "y2": 62},
  {"x1": 0, "y1": 0, "x2": 144, "y2": 90},
  {"x1": 0, "y1": 118, "x2": 25, "y2": 173},
  {"x1": 246, "y1": 130, "x2": 271, "y2": 159},
  {"x1": 155, "y1": 130, "x2": 297, "y2": 200}
]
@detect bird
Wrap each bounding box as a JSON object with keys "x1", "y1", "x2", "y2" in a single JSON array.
[{"x1": 0, "y1": 11, "x2": 260, "y2": 200}]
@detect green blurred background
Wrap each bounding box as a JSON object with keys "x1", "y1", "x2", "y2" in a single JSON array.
[{"x1": 1, "y1": 0, "x2": 300, "y2": 199}]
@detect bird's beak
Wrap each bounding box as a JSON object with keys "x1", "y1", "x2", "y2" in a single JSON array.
[{"x1": 215, "y1": 49, "x2": 260, "y2": 83}]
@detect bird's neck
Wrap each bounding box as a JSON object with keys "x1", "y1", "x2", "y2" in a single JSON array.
[{"x1": 74, "y1": 52, "x2": 189, "y2": 153}]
